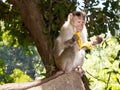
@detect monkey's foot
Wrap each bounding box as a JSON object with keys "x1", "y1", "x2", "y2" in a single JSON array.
[{"x1": 74, "y1": 66, "x2": 85, "y2": 77}]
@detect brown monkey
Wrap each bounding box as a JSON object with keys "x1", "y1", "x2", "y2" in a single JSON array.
[
  {"x1": 54, "y1": 11, "x2": 90, "y2": 75},
  {"x1": 41, "y1": 11, "x2": 104, "y2": 85},
  {"x1": 39, "y1": 11, "x2": 104, "y2": 85},
  {"x1": 40, "y1": 11, "x2": 104, "y2": 86},
  {"x1": 33, "y1": 11, "x2": 89, "y2": 86},
  {"x1": 34, "y1": 11, "x2": 89, "y2": 86}
]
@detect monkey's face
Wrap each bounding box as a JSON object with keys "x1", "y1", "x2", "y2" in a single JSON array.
[{"x1": 72, "y1": 16, "x2": 85, "y2": 32}]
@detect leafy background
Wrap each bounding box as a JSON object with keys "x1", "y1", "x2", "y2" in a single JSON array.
[{"x1": 84, "y1": 36, "x2": 120, "y2": 90}]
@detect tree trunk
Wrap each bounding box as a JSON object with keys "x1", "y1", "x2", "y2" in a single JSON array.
[
  {"x1": 0, "y1": 72, "x2": 85, "y2": 90},
  {"x1": 8, "y1": 0, "x2": 50, "y2": 68}
]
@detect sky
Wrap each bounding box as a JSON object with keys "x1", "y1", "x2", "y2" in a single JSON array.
[{"x1": 77, "y1": 0, "x2": 106, "y2": 11}]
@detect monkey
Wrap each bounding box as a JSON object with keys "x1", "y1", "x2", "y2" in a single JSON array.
[
  {"x1": 31, "y1": 12, "x2": 104, "y2": 89},
  {"x1": 34, "y1": 11, "x2": 90, "y2": 86},
  {"x1": 33, "y1": 11, "x2": 104, "y2": 86},
  {"x1": 54, "y1": 11, "x2": 90, "y2": 75},
  {"x1": 54, "y1": 11, "x2": 105, "y2": 75},
  {"x1": 39, "y1": 11, "x2": 104, "y2": 85}
]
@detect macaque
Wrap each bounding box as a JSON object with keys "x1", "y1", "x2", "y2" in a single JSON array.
[
  {"x1": 54, "y1": 11, "x2": 105, "y2": 75},
  {"x1": 38, "y1": 11, "x2": 89, "y2": 85},
  {"x1": 36, "y1": 11, "x2": 104, "y2": 85},
  {"x1": 54, "y1": 11, "x2": 90, "y2": 75}
]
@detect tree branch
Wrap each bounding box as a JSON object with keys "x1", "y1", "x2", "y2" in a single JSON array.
[{"x1": 0, "y1": 72, "x2": 85, "y2": 90}]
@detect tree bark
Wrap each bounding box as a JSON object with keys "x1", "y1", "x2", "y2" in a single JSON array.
[
  {"x1": 0, "y1": 72, "x2": 85, "y2": 90},
  {"x1": 8, "y1": 0, "x2": 50, "y2": 67}
]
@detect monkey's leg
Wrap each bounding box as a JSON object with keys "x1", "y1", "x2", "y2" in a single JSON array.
[{"x1": 74, "y1": 66, "x2": 85, "y2": 77}]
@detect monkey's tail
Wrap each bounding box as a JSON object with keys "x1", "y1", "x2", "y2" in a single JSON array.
[{"x1": 40, "y1": 71, "x2": 64, "y2": 85}]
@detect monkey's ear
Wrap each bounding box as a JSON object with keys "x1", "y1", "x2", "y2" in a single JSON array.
[
  {"x1": 67, "y1": 13, "x2": 73, "y2": 21},
  {"x1": 81, "y1": 11, "x2": 87, "y2": 16}
]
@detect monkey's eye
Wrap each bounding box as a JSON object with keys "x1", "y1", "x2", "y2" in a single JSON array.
[
  {"x1": 78, "y1": 21, "x2": 81, "y2": 23},
  {"x1": 82, "y1": 21, "x2": 85, "y2": 24},
  {"x1": 78, "y1": 20, "x2": 84, "y2": 24}
]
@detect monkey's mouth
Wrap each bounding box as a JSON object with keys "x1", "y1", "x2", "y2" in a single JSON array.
[{"x1": 77, "y1": 26, "x2": 83, "y2": 31}]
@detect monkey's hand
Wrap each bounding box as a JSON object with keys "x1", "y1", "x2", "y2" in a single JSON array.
[
  {"x1": 72, "y1": 34, "x2": 79, "y2": 42},
  {"x1": 73, "y1": 32, "x2": 84, "y2": 49},
  {"x1": 64, "y1": 34, "x2": 79, "y2": 46},
  {"x1": 90, "y1": 34, "x2": 105, "y2": 45}
]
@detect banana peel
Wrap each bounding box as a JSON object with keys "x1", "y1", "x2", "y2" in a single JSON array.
[{"x1": 74, "y1": 31, "x2": 92, "y2": 50}]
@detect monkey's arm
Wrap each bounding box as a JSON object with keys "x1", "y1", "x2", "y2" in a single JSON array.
[
  {"x1": 81, "y1": 34, "x2": 105, "y2": 50},
  {"x1": 64, "y1": 34, "x2": 79, "y2": 49},
  {"x1": 90, "y1": 34, "x2": 105, "y2": 45},
  {"x1": 78, "y1": 32, "x2": 105, "y2": 50},
  {"x1": 60, "y1": 28, "x2": 78, "y2": 48},
  {"x1": 54, "y1": 28, "x2": 77, "y2": 57}
]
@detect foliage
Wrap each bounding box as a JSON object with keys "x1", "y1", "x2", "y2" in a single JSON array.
[
  {"x1": 0, "y1": 1, "x2": 31, "y2": 47},
  {"x1": 0, "y1": 59, "x2": 13, "y2": 84},
  {"x1": 83, "y1": 35, "x2": 120, "y2": 90},
  {"x1": 37, "y1": 0, "x2": 77, "y2": 46},
  {"x1": 0, "y1": 60, "x2": 32, "y2": 85},
  {"x1": 83, "y1": 0, "x2": 120, "y2": 36},
  {"x1": 10, "y1": 68, "x2": 32, "y2": 83},
  {"x1": 0, "y1": 44, "x2": 45, "y2": 79}
]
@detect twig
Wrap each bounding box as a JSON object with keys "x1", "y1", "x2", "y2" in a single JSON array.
[{"x1": 86, "y1": 71, "x2": 105, "y2": 83}]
